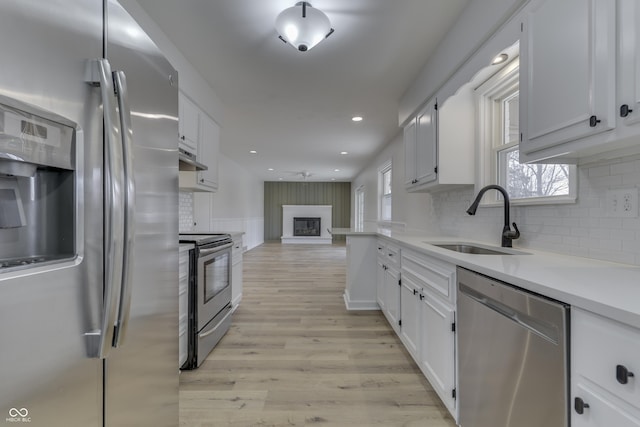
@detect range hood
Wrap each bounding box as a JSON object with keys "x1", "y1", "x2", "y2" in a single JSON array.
[{"x1": 179, "y1": 148, "x2": 207, "y2": 171}]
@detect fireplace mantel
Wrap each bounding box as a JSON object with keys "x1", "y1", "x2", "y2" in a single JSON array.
[{"x1": 281, "y1": 205, "x2": 332, "y2": 244}]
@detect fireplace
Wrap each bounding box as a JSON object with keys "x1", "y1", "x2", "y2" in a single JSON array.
[{"x1": 293, "y1": 217, "x2": 321, "y2": 237}]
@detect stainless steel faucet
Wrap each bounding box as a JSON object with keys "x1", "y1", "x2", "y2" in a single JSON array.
[{"x1": 466, "y1": 184, "x2": 520, "y2": 247}]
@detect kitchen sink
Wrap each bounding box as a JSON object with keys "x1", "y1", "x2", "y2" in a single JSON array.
[{"x1": 427, "y1": 243, "x2": 529, "y2": 255}]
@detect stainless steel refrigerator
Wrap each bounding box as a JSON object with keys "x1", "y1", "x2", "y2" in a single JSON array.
[{"x1": 0, "y1": 1, "x2": 178, "y2": 426}]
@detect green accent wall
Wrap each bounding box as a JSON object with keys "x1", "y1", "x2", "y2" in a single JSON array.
[{"x1": 264, "y1": 181, "x2": 351, "y2": 241}]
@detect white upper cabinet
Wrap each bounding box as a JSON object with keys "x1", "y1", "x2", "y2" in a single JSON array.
[
  {"x1": 403, "y1": 117, "x2": 418, "y2": 187},
  {"x1": 178, "y1": 92, "x2": 199, "y2": 156},
  {"x1": 519, "y1": 0, "x2": 617, "y2": 162},
  {"x1": 618, "y1": 0, "x2": 640, "y2": 127},
  {"x1": 196, "y1": 114, "x2": 219, "y2": 191},
  {"x1": 178, "y1": 92, "x2": 220, "y2": 192},
  {"x1": 404, "y1": 90, "x2": 475, "y2": 192},
  {"x1": 415, "y1": 101, "x2": 438, "y2": 186},
  {"x1": 404, "y1": 100, "x2": 437, "y2": 191}
]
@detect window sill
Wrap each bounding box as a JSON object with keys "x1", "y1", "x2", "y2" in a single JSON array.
[{"x1": 479, "y1": 194, "x2": 577, "y2": 208}]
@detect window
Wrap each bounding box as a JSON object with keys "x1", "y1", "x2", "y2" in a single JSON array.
[
  {"x1": 354, "y1": 186, "x2": 365, "y2": 231},
  {"x1": 476, "y1": 57, "x2": 575, "y2": 205},
  {"x1": 379, "y1": 161, "x2": 392, "y2": 221}
]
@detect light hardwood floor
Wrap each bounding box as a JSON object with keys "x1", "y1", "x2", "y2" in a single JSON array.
[{"x1": 179, "y1": 242, "x2": 457, "y2": 427}]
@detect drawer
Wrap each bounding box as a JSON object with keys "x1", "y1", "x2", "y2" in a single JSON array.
[
  {"x1": 572, "y1": 380, "x2": 640, "y2": 427},
  {"x1": 401, "y1": 249, "x2": 455, "y2": 302},
  {"x1": 376, "y1": 240, "x2": 386, "y2": 258},
  {"x1": 573, "y1": 309, "x2": 640, "y2": 409},
  {"x1": 385, "y1": 243, "x2": 400, "y2": 267}
]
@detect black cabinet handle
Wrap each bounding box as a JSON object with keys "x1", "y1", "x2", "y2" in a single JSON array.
[
  {"x1": 180, "y1": 135, "x2": 185, "y2": 140},
  {"x1": 419, "y1": 294, "x2": 424, "y2": 300},
  {"x1": 413, "y1": 289, "x2": 417, "y2": 295},
  {"x1": 589, "y1": 115, "x2": 601, "y2": 127},
  {"x1": 616, "y1": 364, "x2": 635, "y2": 384},
  {"x1": 574, "y1": 397, "x2": 589, "y2": 415},
  {"x1": 620, "y1": 104, "x2": 634, "y2": 118}
]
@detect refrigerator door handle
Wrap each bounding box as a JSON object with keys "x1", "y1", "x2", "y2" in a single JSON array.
[
  {"x1": 84, "y1": 58, "x2": 125, "y2": 359},
  {"x1": 112, "y1": 70, "x2": 136, "y2": 348}
]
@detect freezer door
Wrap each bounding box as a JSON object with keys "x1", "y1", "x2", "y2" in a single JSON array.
[
  {"x1": 104, "y1": 1, "x2": 179, "y2": 426},
  {"x1": 0, "y1": 1, "x2": 103, "y2": 426}
]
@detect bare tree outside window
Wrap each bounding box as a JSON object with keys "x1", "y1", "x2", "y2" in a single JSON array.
[{"x1": 503, "y1": 149, "x2": 570, "y2": 198}]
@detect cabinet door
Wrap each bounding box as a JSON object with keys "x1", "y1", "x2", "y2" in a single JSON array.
[
  {"x1": 403, "y1": 118, "x2": 417, "y2": 187},
  {"x1": 376, "y1": 258, "x2": 386, "y2": 310},
  {"x1": 520, "y1": 0, "x2": 615, "y2": 155},
  {"x1": 197, "y1": 114, "x2": 219, "y2": 191},
  {"x1": 384, "y1": 266, "x2": 401, "y2": 334},
  {"x1": 619, "y1": 0, "x2": 640, "y2": 126},
  {"x1": 399, "y1": 274, "x2": 421, "y2": 361},
  {"x1": 178, "y1": 92, "x2": 199, "y2": 155},
  {"x1": 420, "y1": 290, "x2": 456, "y2": 414},
  {"x1": 572, "y1": 381, "x2": 640, "y2": 427},
  {"x1": 415, "y1": 102, "x2": 438, "y2": 185}
]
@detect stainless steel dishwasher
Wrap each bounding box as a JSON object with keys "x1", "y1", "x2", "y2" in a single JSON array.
[{"x1": 457, "y1": 267, "x2": 569, "y2": 427}]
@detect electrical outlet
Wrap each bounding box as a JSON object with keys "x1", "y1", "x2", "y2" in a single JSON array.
[{"x1": 606, "y1": 188, "x2": 639, "y2": 218}]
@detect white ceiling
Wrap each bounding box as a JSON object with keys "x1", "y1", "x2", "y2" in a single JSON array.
[{"x1": 135, "y1": 0, "x2": 471, "y2": 182}]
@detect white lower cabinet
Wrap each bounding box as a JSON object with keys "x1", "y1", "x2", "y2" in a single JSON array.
[
  {"x1": 399, "y1": 272, "x2": 421, "y2": 361},
  {"x1": 419, "y1": 288, "x2": 456, "y2": 415},
  {"x1": 383, "y1": 264, "x2": 401, "y2": 334},
  {"x1": 572, "y1": 308, "x2": 640, "y2": 426}
]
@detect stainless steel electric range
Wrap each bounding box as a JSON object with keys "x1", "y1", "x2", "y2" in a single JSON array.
[{"x1": 179, "y1": 233, "x2": 233, "y2": 369}]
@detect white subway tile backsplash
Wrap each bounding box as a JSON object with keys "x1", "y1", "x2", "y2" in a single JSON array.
[
  {"x1": 429, "y1": 155, "x2": 640, "y2": 266},
  {"x1": 179, "y1": 191, "x2": 194, "y2": 233}
]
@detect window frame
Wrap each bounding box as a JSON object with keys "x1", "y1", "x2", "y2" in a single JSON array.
[
  {"x1": 475, "y1": 57, "x2": 577, "y2": 207},
  {"x1": 378, "y1": 160, "x2": 392, "y2": 222},
  {"x1": 354, "y1": 185, "x2": 365, "y2": 231}
]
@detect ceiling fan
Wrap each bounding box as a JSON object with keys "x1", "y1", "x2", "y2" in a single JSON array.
[{"x1": 283, "y1": 170, "x2": 314, "y2": 180}]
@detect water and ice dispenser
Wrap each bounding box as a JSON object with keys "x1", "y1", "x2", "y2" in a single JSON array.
[{"x1": 0, "y1": 98, "x2": 76, "y2": 269}]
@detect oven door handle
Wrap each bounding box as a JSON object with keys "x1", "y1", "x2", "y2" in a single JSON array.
[
  {"x1": 198, "y1": 242, "x2": 233, "y2": 257},
  {"x1": 198, "y1": 305, "x2": 233, "y2": 338}
]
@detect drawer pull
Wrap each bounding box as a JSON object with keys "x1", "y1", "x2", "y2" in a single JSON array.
[
  {"x1": 574, "y1": 397, "x2": 589, "y2": 415},
  {"x1": 616, "y1": 364, "x2": 635, "y2": 384}
]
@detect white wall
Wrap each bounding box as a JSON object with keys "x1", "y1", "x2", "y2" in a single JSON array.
[
  {"x1": 355, "y1": 0, "x2": 640, "y2": 266},
  {"x1": 122, "y1": 0, "x2": 264, "y2": 250},
  {"x1": 119, "y1": 0, "x2": 224, "y2": 121},
  {"x1": 209, "y1": 154, "x2": 264, "y2": 250},
  {"x1": 399, "y1": 0, "x2": 527, "y2": 125},
  {"x1": 352, "y1": 133, "x2": 437, "y2": 233}
]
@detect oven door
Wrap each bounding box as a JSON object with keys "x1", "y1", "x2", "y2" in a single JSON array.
[{"x1": 196, "y1": 242, "x2": 232, "y2": 331}]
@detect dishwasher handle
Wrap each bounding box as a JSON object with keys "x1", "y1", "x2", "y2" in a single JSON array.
[{"x1": 459, "y1": 282, "x2": 561, "y2": 345}]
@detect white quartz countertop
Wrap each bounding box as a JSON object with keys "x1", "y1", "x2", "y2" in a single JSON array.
[{"x1": 331, "y1": 227, "x2": 640, "y2": 329}]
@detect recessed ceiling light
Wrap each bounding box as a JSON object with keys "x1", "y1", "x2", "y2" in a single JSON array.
[
  {"x1": 352, "y1": 116, "x2": 363, "y2": 122},
  {"x1": 249, "y1": 150, "x2": 257, "y2": 154},
  {"x1": 491, "y1": 53, "x2": 508, "y2": 65},
  {"x1": 340, "y1": 151, "x2": 348, "y2": 155},
  {"x1": 268, "y1": 168, "x2": 274, "y2": 171},
  {"x1": 334, "y1": 169, "x2": 340, "y2": 172},
  {"x1": 331, "y1": 178, "x2": 336, "y2": 181},
  {"x1": 278, "y1": 177, "x2": 283, "y2": 181}
]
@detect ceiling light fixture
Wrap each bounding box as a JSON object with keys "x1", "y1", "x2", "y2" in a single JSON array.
[
  {"x1": 276, "y1": 2, "x2": 334, "y2": 52},
  {"x1": 334, "y1": 169, "x2": 340, "y2": 172},
  {"x1": 352, "y1": 116, "x2": 363, "y2": 122},
  {"x1": 249, "y1": 150, "x2": 257, "y2": 154},
  {"x1": 268, "y1": 168, "x2": 274, "y2": 171},
  {"x1": 491, "y1": 53, "x2": 509, "y2": 65},
  {"x1": 340, "y1": 151, "x2": 348, "y2": 155}
]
